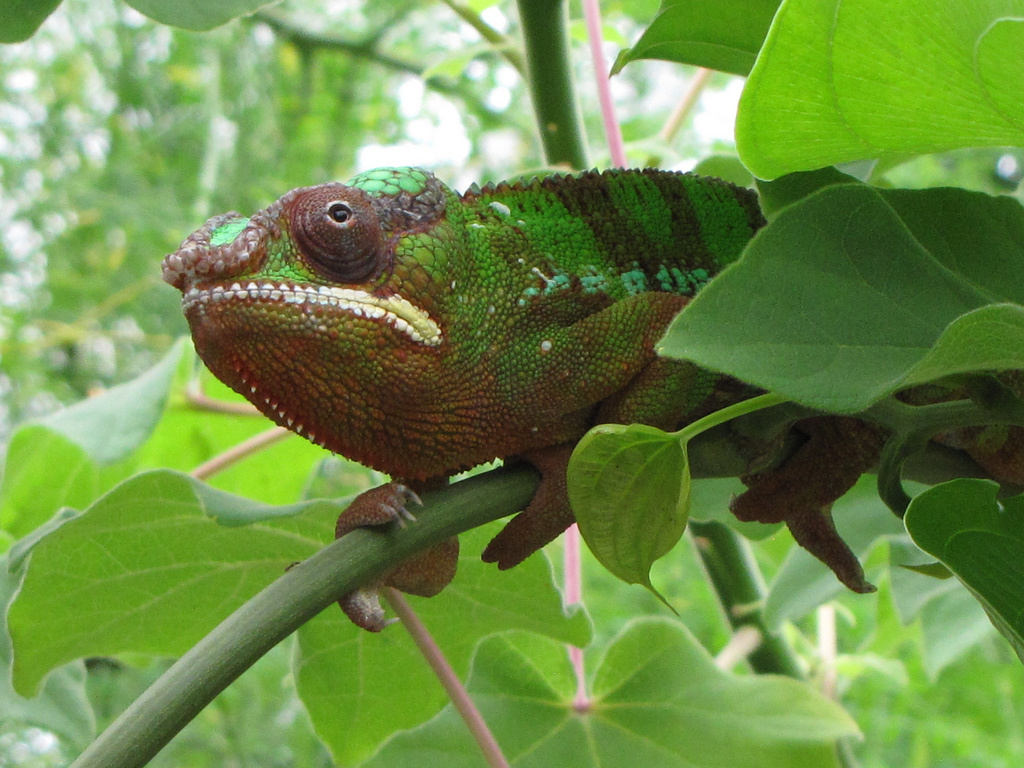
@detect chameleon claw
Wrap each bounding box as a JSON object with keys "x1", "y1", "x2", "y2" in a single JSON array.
[
  {"x1": 339, "y1": 586, "x2": 399, "y2": 633},
  {"x1": 335, "y1": 482, "x2": 423, "y2": 539},
  {"x1": 391, "y1": 484, "x2": 422, "y2": 527}
]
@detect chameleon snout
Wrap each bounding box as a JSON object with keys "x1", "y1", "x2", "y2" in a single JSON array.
[{"x1": 161, "y1": 211, "x2": 265, "y2": 291}]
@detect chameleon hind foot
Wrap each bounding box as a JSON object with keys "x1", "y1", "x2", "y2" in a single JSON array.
[
  {"x1": 335, "y1": 483, "x2": 459, "y2": 632},
  {"x1": 482, "y1": 445, "x2": 576, "y2": 569}
]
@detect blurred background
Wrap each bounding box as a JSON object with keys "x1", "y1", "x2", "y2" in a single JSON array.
[{"x1": 2, "y1": 1, "x2": 1023, "y2": 765}]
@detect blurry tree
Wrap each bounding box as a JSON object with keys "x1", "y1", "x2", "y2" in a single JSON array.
[{"x1": 1, "y1": 1, "x2": 1024, "y2": 767}]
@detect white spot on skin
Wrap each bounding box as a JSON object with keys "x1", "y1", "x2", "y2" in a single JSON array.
[
  {"x1": 489, "y1": 201, "x2": 511, "y2": 216},
  {"x1": 540, "y1": 340, "x2": 552, "y2": 353}
]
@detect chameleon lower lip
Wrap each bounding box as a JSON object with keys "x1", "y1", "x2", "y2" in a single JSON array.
[{"x1": 182, "y1": 280, "x2": 443, "y2": 347}]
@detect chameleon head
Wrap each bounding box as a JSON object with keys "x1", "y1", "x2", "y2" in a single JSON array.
[{"x1": 160, "y1": 168, "x2": 451, "y2": 460}]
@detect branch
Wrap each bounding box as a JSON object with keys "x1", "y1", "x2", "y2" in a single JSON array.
[
  {"x1": 689, "y1": 520, "x2": 803, "y2": 678},
  {"x1": 515, "y1": 0, "x2": 588, "y2": 169},
  {"x1": 69, "y1": 465, "x2": 539, "y2": 768},
  {"x1": 253, "y1": 9, "x2": 491, "y2": 111}
]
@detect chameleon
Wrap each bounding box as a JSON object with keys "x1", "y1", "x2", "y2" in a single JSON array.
[{"x1": 162, "y1": 166, "x2": 875, "y2": 630}]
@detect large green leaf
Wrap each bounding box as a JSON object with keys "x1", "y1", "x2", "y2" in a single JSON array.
[
  {"x1": 0, "y1": 0, "x2": 62, "y2": 43},
  {"x1": 295, "y1": 523, "x2": 591, "y2": 765},
  {"x1": 364, "y1": 621, "x2": 858, "y2": 767},
  {"x1": 737, "y1": 0, "x2": 1024, "y2": 179},
  {"x1": 611, "y1": 0, "x2": 780, "y2": 76},
  {"x1": 125, "y1": 0, "x2": 276, "y2": 31},
  {"x1": 904, "y1": 479, "x2": 1024, "y2": 664},
  {"x1": 659, "y1": 183, "x2": 1024, "y2": 412},
  {"x1": 8, "y1": 470, "x2": 343, "y2": 695}
]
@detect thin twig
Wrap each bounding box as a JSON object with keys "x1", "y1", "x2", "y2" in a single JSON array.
[
  {"x1": 581, "y1": 0, "x2": 626, "y2": 167},
  {"x1": 659, "y1": 67, "x2": 713, "y2": 144},
  {"x1": 817, "y1": 604, "x2": 838, "y2": 699},
  {"x1": 191, "y1": 427, "x2": 292, "y2": 480},
  {"x1": 439, "y1": 0, "x2": 525, "y2": 73},
  {"x1": 714, "y1": 625, "x2": 763, "y2": 671},
  {"x1": 386, "y1": 589, "x2": 510, "y2": 768},
  {"x1": 184, "y1": 381, "x2": 262, "y2": 416}
]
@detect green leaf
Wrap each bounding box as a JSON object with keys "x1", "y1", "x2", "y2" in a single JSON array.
[
  {"x1": 919, "y1": 583, "x2": 994, "y2": 679},
  {"x1": 365, "y1": 620, "x2": 858, "y2": 767},
  {"x1": 40, "y1": 337, "x2": 186, "y2": 465},
  {"x1": 755, "y1": 167, "x2": 860, "y2": 219},
  {"x1": 0, "y1": 427, "x2": 130, "y2": 540},
  {"x1": 0, "y1": 340, "x2": 217, "y2": 538},
  {"x1": 294, "y1": 523, "x2": 591, "y2": 765},
  {"x1": 124, "y1": 0, "x2": 276, "y2": 31},
  {"x1": 659, "y1": 183, "x2": 1024, "y2": 412},
  {"x1": 568, "y1": 424, "x2": 689, "y2": 592},
  {"x1": 0, "y1": 561, "x2": 94, "y2": 750},
  {"x1": 737, "y1": 0, "x2": 1024, "y2": 179},
  {"x1": 8, "y1": 470, "x2": 342, "y2": 696},
  {"x1": 0, "y1": 0, "x2": 62, "y2": 43},
  {"x1": 692, "y1": 155, "x2": 755, "y2": 188},
  {"x1": 904, "y1": 479, "x2": 1024, "y2": 664},
  {"x1": 612, "y1": 0, "x2": 780, "y2": 76}
]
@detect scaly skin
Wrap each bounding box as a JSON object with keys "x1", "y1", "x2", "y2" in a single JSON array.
[{"x1": 162, "y1": 166, "x2": 764, "y2": 627}]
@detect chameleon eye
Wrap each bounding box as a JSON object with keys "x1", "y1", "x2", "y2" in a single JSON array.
[
  {"x1": 326, "y1": 201, "x2": 352, "y2": 224},
  {"x1": 290, "y1": 186, "x2": 385, "y2": 284}
]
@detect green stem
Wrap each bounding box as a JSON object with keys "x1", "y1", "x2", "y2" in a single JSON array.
[
  {"x1": 688, "y1": 520, "x2": 802, "y2": 678},
  {"x1": 675, "y1": 392, "x2": 790, "y2": 442},
  {"x1": 515, "y1": 0, "x2": 588, "y2": 169},
  {"x1": 69, "y1": 466, "x2": 539, "y2": 768}
]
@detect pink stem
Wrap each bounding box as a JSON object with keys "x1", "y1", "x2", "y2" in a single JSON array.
[
  {"x1": 386, "y1": 589, "x2": 510, "y2": 768},
  {"x1": 190, "y1": 426, "x2": 291, "y2": 480},
  {"x1": 582, "y1": 0, "x2": 627, "y2": 167},
  {"x1": 564, "y1": 524, "x2": 589, "y2": 712}
]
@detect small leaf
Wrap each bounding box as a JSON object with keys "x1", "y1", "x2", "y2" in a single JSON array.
[
  {"x1": 737, "y1": 0, "x2": 1024, "y2": 178},
  {"x1": 568, "y1": 424, "x2": 689, "y2": 592},
  {"x1": 900, "y1": 562, "x2": 953, "y2": 580},
  {"x1": 904, "y1": 479, "x2": 1024, "y2": 665},
  {"x1": 612, "y1": 0, "x2": 780, "y2": 76},
  {"x1": 755, "y1": 167, "x2": 860, "y2": 219},
  {"x1": 692, "y1": 155, "x2": 754, "y2": 188},
  {"x1": 125, "y1": 0, "x2": 276, "y2": 31}
]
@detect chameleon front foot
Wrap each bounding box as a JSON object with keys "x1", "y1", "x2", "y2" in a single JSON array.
[{"x1": 335, "y1": 483, "x2": 458, "y2": 632}]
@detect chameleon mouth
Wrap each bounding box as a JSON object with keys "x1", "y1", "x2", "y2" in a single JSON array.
[{"x1": 182, "y1": 280, "x2": 444, "y2": 348}]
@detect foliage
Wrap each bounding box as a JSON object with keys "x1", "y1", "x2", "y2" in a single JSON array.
[{"x1": 2, "y1": 0, "x2": 1024, "y2": 767}]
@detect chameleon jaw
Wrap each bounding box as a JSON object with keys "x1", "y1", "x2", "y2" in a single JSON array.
[{"x1": 182, "y1": 280, "x2": 444, "y2": 348}]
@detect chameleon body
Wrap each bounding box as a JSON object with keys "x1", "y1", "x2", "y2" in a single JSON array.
[{"x1": 163, "y1": 166, "x2": 764, "y2": 627}]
